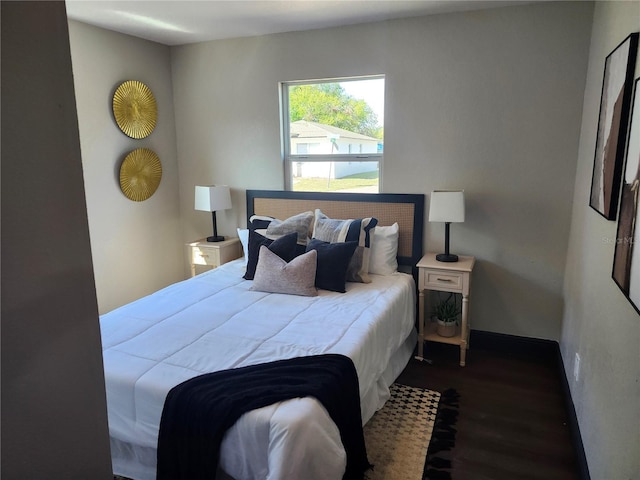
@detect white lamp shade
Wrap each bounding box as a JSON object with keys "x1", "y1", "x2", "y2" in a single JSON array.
[
  {"x1": 429, "y1": 190, "x2": 465, "y2": 223},
  {"x1": 195, "y1": 185, "x2": 232, "y2": 212}
]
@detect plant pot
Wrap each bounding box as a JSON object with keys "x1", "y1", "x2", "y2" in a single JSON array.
[{"x1": 436, "y1": 319, "x2": 456, "y2": 337}]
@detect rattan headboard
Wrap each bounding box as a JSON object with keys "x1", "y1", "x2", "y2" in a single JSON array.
[{"x1": 246, "y1": 190, "x2": 424, "y2": 268}]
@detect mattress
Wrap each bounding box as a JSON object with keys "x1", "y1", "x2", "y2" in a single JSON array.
[{"x1": 101, "y1": 259, "x2": 416, "y2": 480}]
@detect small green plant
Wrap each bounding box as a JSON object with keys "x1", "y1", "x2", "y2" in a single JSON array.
[{"x1": 434, "y1": 297, "x2": 460, "y2": 324}]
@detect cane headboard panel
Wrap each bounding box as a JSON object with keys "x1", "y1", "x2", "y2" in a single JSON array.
[{"x1": 246, "y1": 190, "x2": 424, "y2": 268}]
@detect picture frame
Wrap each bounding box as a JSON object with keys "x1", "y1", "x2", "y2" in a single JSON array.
[
  {"x1": 589, "y1": 32, "x2": 638, "y2": 220},
  {"x1": 612, "y1": 77, "x2": 640, "y2": 314}
]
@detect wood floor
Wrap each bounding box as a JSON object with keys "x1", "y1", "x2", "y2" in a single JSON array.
[{"x1": 396, "y1": 336, "x2": 581, "y2": 480}]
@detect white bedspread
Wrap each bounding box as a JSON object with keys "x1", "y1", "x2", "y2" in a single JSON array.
[{"x1": 101, "y1": 259, "x2": 416, "y2": 480}]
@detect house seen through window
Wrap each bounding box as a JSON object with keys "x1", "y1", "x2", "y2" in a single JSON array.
[{"x1": 281, "y1": 76, "x2": 384, "y2": 193}]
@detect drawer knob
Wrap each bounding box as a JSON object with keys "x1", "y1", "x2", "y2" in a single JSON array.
[{"x1": 436, "y1": 277, "x2": 453, "y2": 282}]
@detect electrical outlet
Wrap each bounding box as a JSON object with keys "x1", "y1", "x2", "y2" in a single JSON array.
[{"x1": 574, "y1": 353, "x2": 580, "y2": 382}]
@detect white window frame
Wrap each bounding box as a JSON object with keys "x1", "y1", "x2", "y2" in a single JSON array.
[{"x1": 280, "y1": 75, "x2": 384, "y2": 191}]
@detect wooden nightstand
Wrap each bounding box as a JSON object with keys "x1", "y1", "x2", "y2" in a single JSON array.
[
  {"x1": 415, "y1": 252, "x2": 475, "y2": 366},
  {"x1": 187, "y1": 237, "x2": 242, "y2": 277}
]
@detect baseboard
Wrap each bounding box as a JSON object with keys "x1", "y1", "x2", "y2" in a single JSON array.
[
  {"x1": 468, "y1": 330, "x2": 590, "y2": 480},
  {"x1": 555, "y1": 343, "x2": 591, "y2": 480},
  {"x1": 469, "y1": 329, "x2": 557, "y2": 361}
]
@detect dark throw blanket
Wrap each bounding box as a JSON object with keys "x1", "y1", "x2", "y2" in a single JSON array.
[{"x1": 156, "y1": 353, "x2": 372, "y2": 480}]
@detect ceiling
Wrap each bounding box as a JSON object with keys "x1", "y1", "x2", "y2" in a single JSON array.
[{"x1": 65, "y1": 0, "x2": 531, "y2": 46}]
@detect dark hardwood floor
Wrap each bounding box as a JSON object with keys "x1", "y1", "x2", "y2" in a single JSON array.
[{"x1": 396, "y1": 335, "x2": 581, "y2": 480}]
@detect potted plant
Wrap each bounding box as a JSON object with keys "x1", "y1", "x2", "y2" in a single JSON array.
[{"x1": 434, "y1": 296, "x2": 459, "y2": 337}]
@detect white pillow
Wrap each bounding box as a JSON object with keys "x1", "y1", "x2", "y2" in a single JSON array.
[
  {"x1": 237, "y1": 228, "x2": 249, "y2": 265},
  {"x1": 369, "y1": 223, "x2": 399, "y2": 275}
]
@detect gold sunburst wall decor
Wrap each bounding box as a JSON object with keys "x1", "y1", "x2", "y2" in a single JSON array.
[
  {"x1": 119, "y1": 148, "x2": 162, "y2": 202},
  {"x1": 112, "y1": 80, "x2": 157, "y2": 139}
]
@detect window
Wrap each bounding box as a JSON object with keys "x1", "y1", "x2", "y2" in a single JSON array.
[{"x1": 281, "y1": 76, "x2": 384, "y2": 193}]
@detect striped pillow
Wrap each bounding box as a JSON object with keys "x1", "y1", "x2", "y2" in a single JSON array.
[{"x1": 312, "y1": 209, "x2": 378, "y2": 283}]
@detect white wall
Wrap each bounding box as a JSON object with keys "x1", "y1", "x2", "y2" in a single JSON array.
[
  {"x1": 1, "y1": 2, "x2": 112, "y2": 477},
  {"x1": 69, "y1": 21, "x2": 183, "y2": 314},
  {"x1": 562, "y1": 2, "x2": 640, "y2": 478},
  {"x1": 172, "y1": 1, "x2": 593, "y2": 340}
]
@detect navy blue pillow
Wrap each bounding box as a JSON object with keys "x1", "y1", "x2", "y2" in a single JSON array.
[
  {"x1": 243, "y1": 231, "x2": 298, "y2": 280},
  {"x1": 306, "y1": 239, "x2": 358, "y2": 293},
  {"x1": 248, "y1": 216, "x2": 274, "y2": 231}
]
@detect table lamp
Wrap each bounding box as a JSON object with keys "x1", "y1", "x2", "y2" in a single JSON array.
[
  {"x1": 195, "y1": 185, "x2": 232, "y2": 242},
  {"x1": 429, "y1": 190, "x2": 465, "y2": 262}
]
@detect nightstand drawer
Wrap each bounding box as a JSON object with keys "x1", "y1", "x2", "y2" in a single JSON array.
[
  {"x1": 191, "y1": 246, "x2": 222, "y2": 267},
  {"x1": 422, "y1": 270, "x2": 464, "y2": 292}
]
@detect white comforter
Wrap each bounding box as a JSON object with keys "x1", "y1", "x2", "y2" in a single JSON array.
[{"x1": 101, "y1": 259, "x2": 416, "y2": 480}]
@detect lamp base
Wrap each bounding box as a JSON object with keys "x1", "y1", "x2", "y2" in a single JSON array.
[
  {"x1": 206, "y1": 235, "x2": 225, "y2": 242},
  {"x1": 436, "y1": 253, "x2": 459, "y2": 262}
]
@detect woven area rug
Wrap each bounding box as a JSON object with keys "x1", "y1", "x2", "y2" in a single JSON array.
[{"x1": 364, "y1": 384, "x2": 459, "y2": 480}]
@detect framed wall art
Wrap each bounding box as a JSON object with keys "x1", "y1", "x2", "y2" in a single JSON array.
[
  {"x1": 589, "y1": 32, "x2": 638, "y2": 220},
  {"x1": 613, "y1": 77, "x2": 640, "y2": 314}
]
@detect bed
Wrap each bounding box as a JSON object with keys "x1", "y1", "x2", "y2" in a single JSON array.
[{"x1": 102, "y1": 189, "x2": 425, "y2": 480}]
